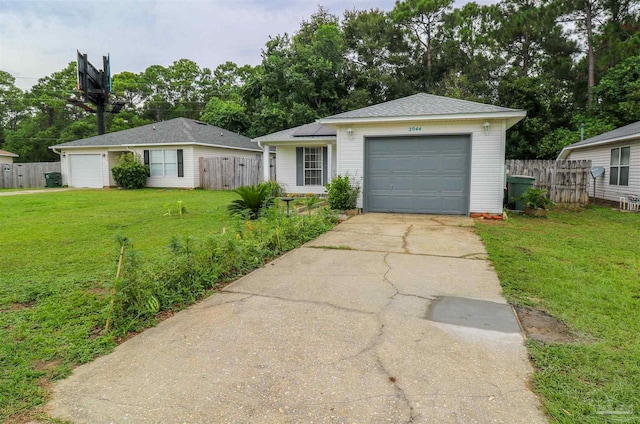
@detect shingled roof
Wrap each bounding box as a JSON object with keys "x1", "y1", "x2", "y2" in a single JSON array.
[
  {"x1": 253, "y1": 122, "x2": 336, "y2": 143},
  {"x1": 51, "y1": 118, "x2": 261, "y2": 151},
  {"x1": 319, "y1": 93, "x2": 524, "y2": 122},
  {"x1": 557, "y1": 121, "x2": 640, "y2": 159},
  {"x1": 0, "y1": 149, "x2": 18, "y2": 157}
]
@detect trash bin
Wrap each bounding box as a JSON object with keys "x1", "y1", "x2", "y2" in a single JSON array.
[
  {"x1": 44, "y1": 172, "x2": 62, "y2": 188},
  {"x1": 507, "y1": 175, "x2": 535, "y2": 210}
]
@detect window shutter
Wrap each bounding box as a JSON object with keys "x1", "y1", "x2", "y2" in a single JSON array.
[
  {"x1": 322, "y1": 146, "x2": 328, "y2": 185},
  {"x1": 143, "y1": 150, "x2": 150, "y2": 176},
  {"x1": 296, "y1": 147, "x2": 304, "y2": 186},
  {"x1": 177, "y1": 149, "x2": 184, "y2": 177}
]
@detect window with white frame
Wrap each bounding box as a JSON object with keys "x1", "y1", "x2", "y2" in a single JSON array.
[
  {"x1": 610, "y1": 147, "x2": 630, "y2": 186},
  {"x1": 149, "y1": 149, "x2": 178, "y2": 177},
  {"x1": 304, "y1": 147, "x2": 323, "y2": 185}
]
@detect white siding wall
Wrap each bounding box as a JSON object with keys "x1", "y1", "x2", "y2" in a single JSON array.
[
  {"x1": 566, "y1": 140, "x2": 639, "y2": 202},
  {"x1": 0, "y1": 156, "x2": 14, "y2": 165},
  {"x1": 125, "y1": 146, "x2": 194, "y2": 188},
  {"x1": 60, "y1": 145, "x2": 263, "y2": 189},
  {"x1": 192, "y1": 145, "x2": 262, "y2": 187},
  {"x1": 275, "y1": 144, "x2": 337, "y2": 195},
  {"x1": 336, "y1": 120, "x2": 506, "y2": 214}
]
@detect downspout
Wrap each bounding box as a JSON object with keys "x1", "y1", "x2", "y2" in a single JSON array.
[{"x1": 51, "y1": 148, "x2": 64, "y2": 186}]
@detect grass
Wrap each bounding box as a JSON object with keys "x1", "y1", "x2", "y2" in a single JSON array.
[
  {"x1": 0, "y1": 189, "x2": 241, "y2": 421},
  {"x1": 476, "y1": 207, "x2": 640, "y2": 423}
]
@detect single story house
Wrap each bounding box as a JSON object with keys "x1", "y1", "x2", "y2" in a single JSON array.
[
  {"x1": 558, "y1": 121, "x2": 639, "y2": 203},
  {"x1": 254, "y1": 93, "x2": 526, "y2": 215},
  {"x1": 0, "y1": 149, "x2": 18, "y2": 168},
  {"x1": 50, "y1": 118, "x2": 263, "y2": 189}
]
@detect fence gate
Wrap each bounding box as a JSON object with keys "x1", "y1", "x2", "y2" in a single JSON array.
[
  {"x1": 505, "y1": 159, "x2": 591, "y2": 205},
  {"x1": 199, "y1": 156, "x2": 264, "y2": 190},
  {"x1": 0, "y1": 162, "x2": 62, "y2": 189}
]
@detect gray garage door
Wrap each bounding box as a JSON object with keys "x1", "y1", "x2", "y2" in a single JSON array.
[{"x1": 365, "y1": 135, "x2": 470, "y2": 215}]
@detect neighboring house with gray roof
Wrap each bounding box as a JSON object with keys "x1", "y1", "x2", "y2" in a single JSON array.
[
  {"x1": 0, "y1": 149, "x2": 19, "y2": 166},
  {"x1": 254, "y1": 93, "x2": 525, "y2": 216},
  {"x1": 558, "y1": 121, "x2": 639, "y2": 203},
  {"x1": 50, "y1": 118, "x2": 263, "y2": 189}
]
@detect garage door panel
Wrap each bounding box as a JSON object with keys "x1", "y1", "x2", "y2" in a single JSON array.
[
  {"x1": 414, "y1": 176, "x2": 442, "y2": 191},
  {"x1": 70, "y1": 155, "x2": 103, "y2": 188},
  {"x1": 392, "y1": 176, "x2": 414, "y2": 191},
  {"x1": 365, "y1": 136, "x2": 470, "y2": 215},
  {"x1": 370, "y1": 157, "x2": 391, "y2": 171},
  {"x1": 442, "y1": 177, "x2": 465, "y2": 192},
  {"x1": 389, "y1": 195, "x2": 417, "y2": 212},
  {"x1": 369, "y1": 195, "x2": 392, "y2": 211},
  {"x1": 370, "y1": 176, "x2": 392, "y2": 190},
  {"x1": 441, "y1": 156, "x2": 467, "y2": 169}
]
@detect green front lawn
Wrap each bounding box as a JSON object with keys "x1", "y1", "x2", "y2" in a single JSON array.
[
  {"x1": 0, "y1": 189, "x2": 246, "y2": 421},
  {"x1": 476, "y1": 207, "x2": 640, "y2": 423}
]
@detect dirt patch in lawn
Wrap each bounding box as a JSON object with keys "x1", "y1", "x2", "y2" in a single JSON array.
[
  {"x1": 7, "y1": 301, "x2": 36, "y2": 311},
  {"x1": 514, "y1": 306, "x2": 579, "y2": 343}
]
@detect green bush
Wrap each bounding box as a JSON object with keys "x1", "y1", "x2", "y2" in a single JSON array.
[
  {"x1": 227, "y1": 183, "x2": 275, "y2": 220},
  {"x1": 262, "y1": 180, "x2": 287, "y2": 198},
  {"x1": 516, "y1": 187, "x2": 555, "y2": 210},
  {"x1": 325, "y1": 175, "x2": 360, "y2": 210},
  {"x1": 111, "y1": 153, "x2": 149, "y2": 189}
]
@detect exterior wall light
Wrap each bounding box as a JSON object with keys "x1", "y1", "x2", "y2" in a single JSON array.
[
  {"x1": 347, "y1": 128, "x2": 353, "y2": 136},
  {"x1": 483, "y1": 122, "x2": 491, "y2": 135}
]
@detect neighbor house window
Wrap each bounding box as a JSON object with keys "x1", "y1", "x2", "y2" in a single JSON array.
[
  {"x1": 304, "y1": 147, "x2": 323, "y2": 185},
  {"x1": 144, "y1": 149, "x2": 184, "y2": 177},
  {"x1": 610, "y1": 147, "x2": 630, "y2": 186}
]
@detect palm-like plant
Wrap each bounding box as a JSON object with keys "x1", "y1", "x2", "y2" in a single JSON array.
[{"x1": 227, "y1": 184, "x2": 275, "y2": 220}]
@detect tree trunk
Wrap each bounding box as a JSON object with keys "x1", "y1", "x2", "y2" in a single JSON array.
[{"x1": 585, "y1": 0, "x2": 595, "y2": 104}]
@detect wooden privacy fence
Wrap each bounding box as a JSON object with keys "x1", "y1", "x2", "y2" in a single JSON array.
[
  {"x1": 0, "y1": 162, "x2": 61, "y2": 189},
  {"x1": 200, "y1": 156, "x2": 275, "y2": 190},
  {"x1": 505, "y1": 159, "x2": 591, "y2": 205}
]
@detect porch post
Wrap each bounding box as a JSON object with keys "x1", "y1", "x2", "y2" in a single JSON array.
[
  {"x1": 326, "y1": 143, "x2": 333, "y2": 182},
  {"x1": 262, "y1": 144, "x2": 271, "y2": 182}
]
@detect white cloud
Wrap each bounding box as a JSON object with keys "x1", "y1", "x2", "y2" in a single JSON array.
[{"x1": 1, "y1": 0, "x2": 493, "y2": 90}]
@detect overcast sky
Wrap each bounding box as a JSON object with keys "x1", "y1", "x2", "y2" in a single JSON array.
[{"x1": 1, "y1": 0, "x2": 491, "y2": 91}]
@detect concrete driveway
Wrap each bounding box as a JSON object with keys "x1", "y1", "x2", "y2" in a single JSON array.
[{"x1": 47, "y1": 214, "x2": 546, "y2": 423}]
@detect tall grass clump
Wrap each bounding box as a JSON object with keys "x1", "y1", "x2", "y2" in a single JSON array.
[{"x1": 106, "y1": 206, "x2": 336, "y2": 335}]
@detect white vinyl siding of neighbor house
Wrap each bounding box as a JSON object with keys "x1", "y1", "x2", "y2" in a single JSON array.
[
  {"x1": 336, "y1": 120, "x2": 505, "y2": 214},
  {"x1": 275, "y1": 145, "x2": 337, "y2": 195},
  {"x1": 127, "y1": 146, "x2": 193, "y2": 188},
  {"x1": 191, "y1": 145, "x2": 262, "y2": 188},
  {"x1": 565, "y1": 141, "x2": 639, "y2": 203}
]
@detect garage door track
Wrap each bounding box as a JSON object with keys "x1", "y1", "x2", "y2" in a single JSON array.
[{"x1": 47, "y1": 214, "x2": 546, "y2": 423}]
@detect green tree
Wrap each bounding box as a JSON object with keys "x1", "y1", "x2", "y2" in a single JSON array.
[
  {"x1": 200, "y1": 97, "x2": 250, "y2": 135},
  {"x1": 4, "y1": 63, "x2": 87, "y2": 162},
  {"x1": 392, "y1": 0, "x2": 454, "y2": 74},
  {"x1": 592, "y1": 53, "x2": 640, "y2": 126},
  {"x1": 342, "y1": 8, "x2": 411, "y2": 107},
  {"x1": 0, "y1": 70, "x2": 27, "y2": 146}
]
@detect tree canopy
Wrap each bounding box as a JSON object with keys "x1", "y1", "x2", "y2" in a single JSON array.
[{"x1": 1, "y1": 2, "x2": 638, "y2": 162}]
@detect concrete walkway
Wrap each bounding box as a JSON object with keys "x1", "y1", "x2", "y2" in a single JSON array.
[
  {"x1": 47, "y1": 214, "x2": 546, "y2": 423},
  {"x1": 0, "y1": 188, "x2": 75, "y2": 196}
]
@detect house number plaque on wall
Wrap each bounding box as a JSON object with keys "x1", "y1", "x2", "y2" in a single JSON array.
[{"x1": 409, "y1": 126, "x2": 422, "y2": 132}]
